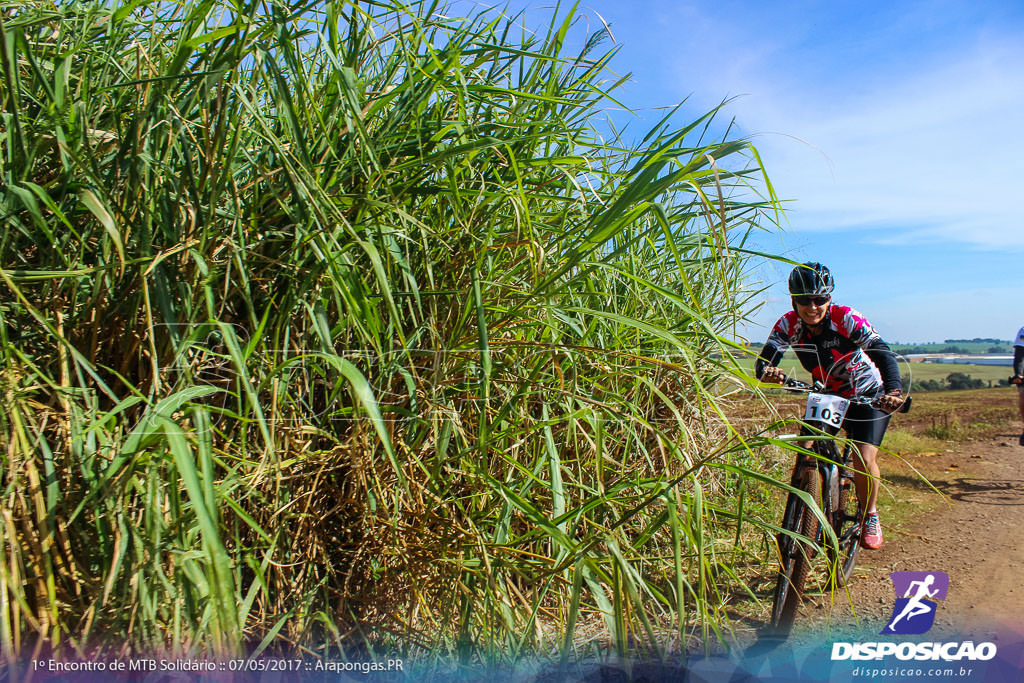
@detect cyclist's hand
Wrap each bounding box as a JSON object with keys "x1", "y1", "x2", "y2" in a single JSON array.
[
  {"x1": 1011, "y1": 375, "x2": 1023, "y2": 386},
  {"x1": 878, "y1": 390, "x2": 905, "y2": 413},
  {"x1": 760, "y1": 366, "x2": 786, "y2": 385}
]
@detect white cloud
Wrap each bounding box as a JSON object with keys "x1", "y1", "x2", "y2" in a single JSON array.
[{"x1": 665, "y1": 12, "x2": 1024, "y2": 251}]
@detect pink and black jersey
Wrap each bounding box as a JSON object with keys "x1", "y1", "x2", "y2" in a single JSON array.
[{"x1": 756, "y1": 304, "x2": 901, "y2": 398}]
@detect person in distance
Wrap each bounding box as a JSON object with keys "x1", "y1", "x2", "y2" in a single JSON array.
[{"x1": 1011, "y1": 326, "x2": 1024, "y2": 446}]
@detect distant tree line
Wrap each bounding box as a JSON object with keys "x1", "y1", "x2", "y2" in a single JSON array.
[
  {"x1": 897, "y1": 344, "x2": 1008, "y2": 355},
  {"x1": 911, "y1": 372, "x2": 1009, "y2": 392},
  {"x1": 899, "y1": 345, "x2": 969, "y2": 355}
]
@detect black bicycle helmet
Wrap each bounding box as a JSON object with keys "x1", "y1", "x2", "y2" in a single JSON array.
[{"x1": 787, "y1": 262, "x2": 834, "y2": 296}]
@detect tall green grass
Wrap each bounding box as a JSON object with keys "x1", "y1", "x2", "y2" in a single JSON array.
[{"x1": 0, "y1": 0, "x2": 785, "y2": 665}]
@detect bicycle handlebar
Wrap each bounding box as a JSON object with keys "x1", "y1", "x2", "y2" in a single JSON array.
[{"x1": 780, "y1": 376, "x2": 912, "y2": 414}]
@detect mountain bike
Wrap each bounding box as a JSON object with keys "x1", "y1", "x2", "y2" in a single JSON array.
[{"x1": 769, "y1": 377, "x2": 912, "y2": 635}]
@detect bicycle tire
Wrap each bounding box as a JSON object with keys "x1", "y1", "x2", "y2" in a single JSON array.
[
  {"x1": 770, "y1": 492, "x2": 800, "y2": 629},
  {"x1": 771, "y1": 466, "x2": 822, "y2": 634}
]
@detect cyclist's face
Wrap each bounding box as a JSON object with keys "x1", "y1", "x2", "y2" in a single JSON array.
[{"x1": 794, "y1": 297, "x2": 829, "y2": 326}]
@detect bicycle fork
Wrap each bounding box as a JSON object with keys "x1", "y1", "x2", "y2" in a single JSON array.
[
  {"x1": 818, "y1": 461, "x2": 860, "y2": 548},
  {"x1": 837, "y1": 447, "x2": 862, "y2": 529}
]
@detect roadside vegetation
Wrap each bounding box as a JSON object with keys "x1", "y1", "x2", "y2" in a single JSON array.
[
  {"x1": 0, "y1": 0, "x2": 794, "y2": 668},
  {"x1": 887, "y1": 387, "x2": 1020, "y2": 448}
]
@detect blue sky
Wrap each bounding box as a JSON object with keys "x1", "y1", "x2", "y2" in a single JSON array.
[{"x1": 467, "y1": 0, "x2": 1024, "y2": 343}]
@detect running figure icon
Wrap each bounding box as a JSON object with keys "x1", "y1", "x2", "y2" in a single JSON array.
[
  {"x1": 888, "y1": 575, "x2": 938, "y2": 631},
  {"x1": 882, "y1": 571, "x2": 949, "y2": 635}
]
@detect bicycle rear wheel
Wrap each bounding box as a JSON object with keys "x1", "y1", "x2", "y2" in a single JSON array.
[{"x1": 771, "y1": 466, "x2": 821, "y2": 634}]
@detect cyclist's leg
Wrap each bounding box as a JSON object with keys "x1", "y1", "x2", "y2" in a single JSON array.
[
  {"x1": 851, "y1": 443, "x2": 880, "y2": 513},
  {"x1": 842, "y1": 403, "x2": 891, "y2": 512}
]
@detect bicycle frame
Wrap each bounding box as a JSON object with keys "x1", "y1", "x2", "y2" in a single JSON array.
[{"x1": 793, "y1": 436, "x2": 861, "y2": 575}]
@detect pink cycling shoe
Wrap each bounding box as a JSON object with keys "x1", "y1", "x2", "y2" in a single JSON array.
[{"x1": 861, "y1": 512, "x2": 883, "y2": 549}]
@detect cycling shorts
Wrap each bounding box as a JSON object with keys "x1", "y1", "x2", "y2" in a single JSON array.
[{"x1": 799, "y1": 401, "x2": 892, "y2": 448}]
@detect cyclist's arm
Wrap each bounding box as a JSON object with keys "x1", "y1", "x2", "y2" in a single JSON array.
[
  {"x1": 755, "y1": 341, "x2": 785, "y2": 380},
  {"x1": 1014, "y1": 345, "x2": 1024, "y2": 378},
  {"x1": 864, "y1": 337, "x2": 902, "y2": 393},
  {"x1": 755, "y1": 316, "x2": 792, "y2": 382}
]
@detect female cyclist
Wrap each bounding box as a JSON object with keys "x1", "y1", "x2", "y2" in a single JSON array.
[{"x1": 756, "y1": 262, "x2": 905, "y2": 549}]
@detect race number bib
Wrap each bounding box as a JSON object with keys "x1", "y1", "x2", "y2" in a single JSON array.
[{"x1": 803, "y1": 393, "x2": 850, "y2": 428}]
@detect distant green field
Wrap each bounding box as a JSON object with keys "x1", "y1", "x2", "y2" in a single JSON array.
[
  {"x1": 732, "y1": 356, "x2": 1009, "y2": 389},
  {"x1": 902, "y1": 362, "x2": 1008, "y2": 386},
  {"x1": 890, "y1": 341, "x2": 1012, "y2": 354}
]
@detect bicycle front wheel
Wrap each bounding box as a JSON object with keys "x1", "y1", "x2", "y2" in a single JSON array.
[{"x1": 771, "y1": 466, "x2": 822, "y2": 634}]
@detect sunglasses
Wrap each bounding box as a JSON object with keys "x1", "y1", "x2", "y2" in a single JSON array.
[{"x1": 794, "y1": 295, "x2": 830, "y2": 306}]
